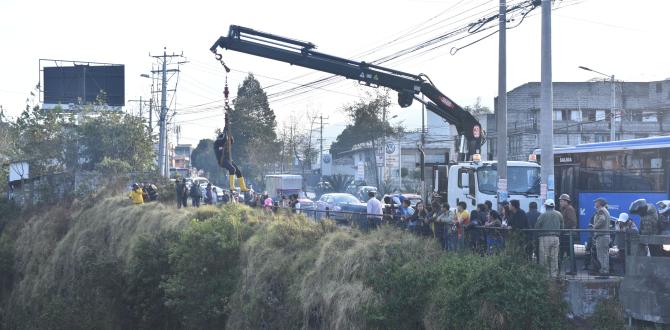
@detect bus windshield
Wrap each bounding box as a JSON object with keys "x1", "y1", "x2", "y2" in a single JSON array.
[{"x1": 477, "y1": 166, "x2": 541, "y2": 195}]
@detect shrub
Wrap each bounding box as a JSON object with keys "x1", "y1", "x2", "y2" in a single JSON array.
[
  {"x1": 125, "y1": 231, "x2": 180, "y2": 330},
  {"x1": 426, "y1": 254, "x2": 567, "y2": 330},
  {"x1": 162, "y1": 205, "x2": 254, "y2": 329},
  {"x1": 589, "y1": 298, "x2": 625, "y2": 330}
]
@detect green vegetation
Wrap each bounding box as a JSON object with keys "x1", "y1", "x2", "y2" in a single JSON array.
[
  {"x1": 0, "y1": 192, "x2": 570, "y2": 329},
  {"x1": 589, "y1": 298, "x2": 626, "y2": 330}
]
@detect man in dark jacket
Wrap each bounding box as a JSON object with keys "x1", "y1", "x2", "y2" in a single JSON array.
[
  {"x1": 190, "y1": 182, "x2": 202, "y2": 207},
  {"x1": 509, "y1": 199, "x2": 531, "y2": 259},
  {"x1": 559, "y1": 194, "x2": 578, "y2": 273},
  {"x1": 527, "y1": 202, "x2": 541, "y2": 229},
  {"x1": 175, "y1": 180, "x2": 184, "y2": 208}
]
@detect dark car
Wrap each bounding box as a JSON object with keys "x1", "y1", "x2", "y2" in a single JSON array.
[{"x1": 315, "y1": 193, "x2": 366, "y2": 223}]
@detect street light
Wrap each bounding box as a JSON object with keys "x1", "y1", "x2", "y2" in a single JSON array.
[{"x1": 579, "y1": 66, "x2": 616, "y2": 141}]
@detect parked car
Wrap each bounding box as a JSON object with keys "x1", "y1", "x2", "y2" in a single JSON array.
[
  {"x1": 345, "y1": 180, "x2": 368, "y2": 195},
  {"x1": 186, "y1": 176, "x2": 209, "y2": 190},
  {"x1": 383, "y1": 193, "x2": 423, "y2": 207},
  {"x1": 356, "y1": 186, "x2": 378, "y2": 200},
  {"x1": 297, "y1": 192, "x2": 316, "y2": 213},
  {"x1": 315, "y1": 193, "x2": 366, "y2": 223},
  {"x1": 199, "y1": 183, "x2": 226, "y2": 202}
]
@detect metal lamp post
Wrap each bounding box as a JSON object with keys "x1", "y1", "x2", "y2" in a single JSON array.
[{"x1": 579, "y1": 66, "x2": 616, "y2": 141}]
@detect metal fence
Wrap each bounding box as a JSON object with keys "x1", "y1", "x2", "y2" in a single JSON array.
[{"x1": 254, "y1": 205, "x2": 670, "y2": 280}]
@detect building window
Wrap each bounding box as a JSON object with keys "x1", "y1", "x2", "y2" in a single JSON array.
[
  {"x1": 509, "y1": 137, "x2": 522, "y2": 158},
  {"x1": 570, "y1": 110, "x2": 581, "y2": 121},
  {"x1": 553, "y1": 110, "x2": 563, "y2": 121},
  {"x1": 596, "y1": 110, "x2": 606, "y2": 121},
  {"x1": 582, "y1": 134, "x2": 592, "y2": 143},
  {"x1": 656, "y1": 82, "x2": 663, "y2": 93},
  {"x1": 583, "y1": 109, "x2": 596, "y2": 121},
  {"x1": 598, "y1": 134, "x2": 610, "y2": 142},
  {"x1": 642, "y1": 111, "x2": 658, "y2": 122}
]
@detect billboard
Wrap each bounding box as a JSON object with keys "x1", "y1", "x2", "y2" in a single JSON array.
[{"x1": 43, "y1": 64, "x2": 125, "y2": 106}]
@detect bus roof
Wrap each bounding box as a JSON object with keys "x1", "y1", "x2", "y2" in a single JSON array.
[{"x1": 534, "y1": 135, "x2": 670, "y2": 155}]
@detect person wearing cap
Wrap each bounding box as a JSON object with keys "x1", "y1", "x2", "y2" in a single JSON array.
[
  {"x1": 558, "y1": 194, "x2": 577, "y2": 273},
  {"x1": 593, "y1": 197, "x2": 611, "y2": 276},
  {"x1": 614, "y1": 213, "x2": 639, "y2": 271},
  {"x1": 535, "y1": 199, "x2": 563, "y2": 278}
]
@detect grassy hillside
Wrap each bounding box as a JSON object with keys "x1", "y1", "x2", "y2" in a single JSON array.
[{"x1": 0, "y1": 195, "x2": 569, "y2": 329}]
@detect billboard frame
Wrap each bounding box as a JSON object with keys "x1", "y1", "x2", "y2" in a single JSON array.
[{"x1": 39, "y1": 58, "x2": 125, "y2": 108}]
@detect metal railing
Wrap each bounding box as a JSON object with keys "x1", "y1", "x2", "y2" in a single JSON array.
[{"x1": 246, "y1": 204, "x2": 669, "y2": 279}]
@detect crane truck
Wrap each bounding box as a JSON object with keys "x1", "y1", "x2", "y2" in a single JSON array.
[{"x1": 210, "y1": 25, "x2": 540, "y2": 210}]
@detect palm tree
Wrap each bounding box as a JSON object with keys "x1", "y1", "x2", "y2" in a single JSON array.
[{"x1": 324, "y1": 174, "x2": 353, "y2": 193}]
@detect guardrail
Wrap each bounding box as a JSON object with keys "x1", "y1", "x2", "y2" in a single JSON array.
[{"x1": 266, "y1": 206, "x2": 667, "y2": 278}]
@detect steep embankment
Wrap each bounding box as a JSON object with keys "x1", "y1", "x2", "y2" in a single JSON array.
[
  {"x1": 0, "y1": 196, "x2": 568, "y2": 329},
  {"x1": 1, "y1": 197, "x2": 192, "y2": 329}
]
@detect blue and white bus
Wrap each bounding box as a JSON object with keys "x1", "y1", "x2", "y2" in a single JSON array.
[{"x1": 535, "y1": 136, "x2": 670, "y2": 241}]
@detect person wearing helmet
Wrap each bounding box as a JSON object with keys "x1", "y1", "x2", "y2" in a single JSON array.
[
  {"x1": 614, "y1": 213, "x2": 638, "y2": 272},
  {"x1": 629, "y1": 198, "x2": 661, "y2": 256},
  {"x1": 558, "y1": 194, "x2": 577, "y2": 273},
  {"x1": 128, "y1": 183, "x2": 145, "y2": 205},
  {"x1": 593, "y1": 197, "x2": 611, "y2": 276},
  {"x1": 657, "y1": 200, "x2": 670, "y2": 236},
  {"x1": 535, "y1": 199, "x2": 563, "y2": 278}
]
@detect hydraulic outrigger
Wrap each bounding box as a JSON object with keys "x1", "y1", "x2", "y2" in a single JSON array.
[{"x1": 211, "y1": 25, "x2": 485, "y2": 160}]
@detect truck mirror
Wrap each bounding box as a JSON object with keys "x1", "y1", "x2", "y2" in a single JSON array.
[
  {"x1": 460, "y1": 172, "x2": 469, "y2": 187},
  {"x1": 468, "y1": 170, "x2": 476, "y2": 197}
]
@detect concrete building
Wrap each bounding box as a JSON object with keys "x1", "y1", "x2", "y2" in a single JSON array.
[
  {"x1": 333, "y1": 131, "x2": 453, "y2": 193},
  {"x1": 484, "y1": 79, "x2": 670, "y2": 161},
  {"x1": 171, "y1": 144, "x2": 193, "y2": 169}
]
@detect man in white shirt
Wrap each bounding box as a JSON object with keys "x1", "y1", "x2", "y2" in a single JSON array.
[{"x1": 367, "y1": 191, "x2": 383, "y2": 229}]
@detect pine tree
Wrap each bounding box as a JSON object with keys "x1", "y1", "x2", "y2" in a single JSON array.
[{"x1": 227, "y1": 74, "x2": 279, "y2": 184}]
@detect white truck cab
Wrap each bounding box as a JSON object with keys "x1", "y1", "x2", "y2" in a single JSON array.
[{"x1": 435, "y1": 161, "x2": 541, "y2": 211}]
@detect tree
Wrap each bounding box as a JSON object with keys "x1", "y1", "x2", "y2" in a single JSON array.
[
  {"x1": 77, "y1": 112, "x2": 155, "y2": 172},
  {"x1": 228, "y1": 74, "x2": 279, "y2": 185},
  {"x1": 324, "y1": 174, "x2": 353, "y2": 193},
  {"x1": 330, "y1": 92, "x2": 400, "y2": 157},
  {"x1": 11, "y1": 105, "x2": 75, "y2": 176},
  {"x1": 463, "y1": 97, "x2": 492, "y2": 116},
  {"x1": 330, "y1": 92, "x2": 401, "y2": 187},
  {"x1": 190, "y1": 139, "x2": 226, "y2": 185}
]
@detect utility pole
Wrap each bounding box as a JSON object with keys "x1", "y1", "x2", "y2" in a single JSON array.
[
  {"x1": 578, "y1": 66, "x2": 616, "y2": 141},
  {"x1": 540, "y1": 0, "x2": 555, "y2": 203},
  {"x1": 610, "y1": 74, "x2": 616, "y2": 141},
  {"x1": 128, "y1": 97, "x2": 150, "y2": 125},
  {"x1": 151, "y1": 48, "x2": 184, "y2": 177},
  {"x1": 158, "y1": 51, "x2": 168, "y2": 177},
  {"x1": 318, "y1": 114, "x2": 329, "y2": 181},
  {"x1": 420, "y1": 96, "x2": 426, "y2": 199},
  {"x1": 497, "y1": 0, "x2": 509, "y2": 205},
  {"x1": 382, "y1": 107, "x2": 387, "y2": 189}
]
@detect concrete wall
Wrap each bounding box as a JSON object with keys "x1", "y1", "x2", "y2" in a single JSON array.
[{"x1": 563, "y1": 278, "x2": 622, "y2": 318}]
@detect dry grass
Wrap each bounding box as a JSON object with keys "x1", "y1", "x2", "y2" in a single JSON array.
[{"x1": 5, "y1": 195, "x2": 194, "y2": 327}]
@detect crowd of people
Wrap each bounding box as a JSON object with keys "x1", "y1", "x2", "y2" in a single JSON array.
[
  {"x1": 129, "y1": 181, "x2": 668, "y2": 278},
  {"x1": 363, "y1": 192, "x2": 668, "y2": 278}
]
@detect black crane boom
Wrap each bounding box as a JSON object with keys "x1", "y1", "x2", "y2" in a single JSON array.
[{"x1": 211, "y1": 25, "x2": 484, "y2": 159}]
